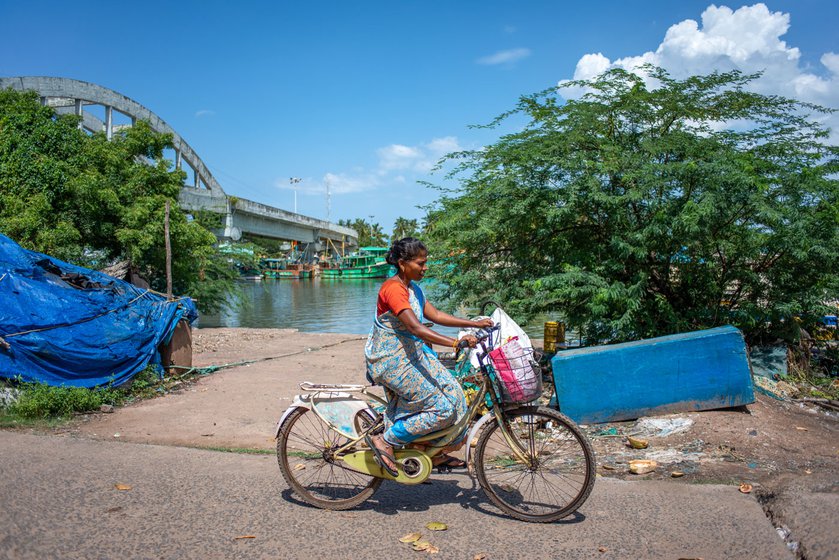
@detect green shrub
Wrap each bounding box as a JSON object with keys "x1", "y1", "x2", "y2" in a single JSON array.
[
  {"x1": 122, "y1": 367, "x2": 164, "y2": 400},
  {"x1": 6, "y1": 382, "x2": 124, "y2": 419}
]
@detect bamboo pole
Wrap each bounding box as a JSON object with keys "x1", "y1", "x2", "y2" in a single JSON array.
[{"x1": 165, "y1": 200, "x2": 173, "y2": 301}]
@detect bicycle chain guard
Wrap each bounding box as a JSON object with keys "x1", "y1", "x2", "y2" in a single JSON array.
[{"x1": 342, "y1": 448, "x2": 433, "y2": 484}]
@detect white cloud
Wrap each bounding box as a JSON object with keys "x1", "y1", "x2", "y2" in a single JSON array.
[
  {"x1": 275, "y1": 173, "x2": 379, "y2": 195},
  {"x1": 559, "y1": 3, "x2": 839, "y2": 123},
  {"x1": 194, "y1": 109, "x2": 215, "y2": 118},
  {"x1": 377, "y1": 144, "x2": 424, "y2": 171},
  {"x1": 822, "y1": 52, "x2": 839, "y2": 75},
  {"x1": 274, "y1": 136, "x2": 465, "y2": 200},
  {"x1": 477, "y1": 47, "x2": 531, "y2": 66},
  {"x1": 425, "y1": 136, "x2": 462, "y2": 155},
  {"x1": 322, "y1": 172, "x2": 380, "y2": 194},
  {"x1": 376, "y1": 137, "x2": 463, "y2": 173}
]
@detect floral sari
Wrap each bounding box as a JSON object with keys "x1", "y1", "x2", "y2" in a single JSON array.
[{"x1": 364, "y1": 281, "x2": 467, "y2": 446}]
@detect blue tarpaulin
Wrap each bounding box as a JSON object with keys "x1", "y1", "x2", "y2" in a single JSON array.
[{"x1": 0, "y1": 233, "x2": 197, "y2": 388}]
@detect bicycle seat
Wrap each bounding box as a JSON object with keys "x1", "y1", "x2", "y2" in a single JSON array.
[{"x1": 299, "y1": 382, "x2": 368, "y2": 392}]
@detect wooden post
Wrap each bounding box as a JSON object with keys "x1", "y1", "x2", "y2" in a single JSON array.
[{"x1": 165, "y1": 200, "x2": 173, "y2": 301}]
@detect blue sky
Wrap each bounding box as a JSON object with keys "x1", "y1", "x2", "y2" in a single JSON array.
[{"x1": 1, "y1": 1, "x2": 837, "y2": 234}]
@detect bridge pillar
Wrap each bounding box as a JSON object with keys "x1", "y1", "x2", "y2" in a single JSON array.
[
  {"x1": 74, "y1": 99, "x2": 83, "y2": 130},
  {"x1": 222, "y1": 200, "x2": 241, "y2": 241},
  {"x1": 105, "y1": 106, "x2": 113, "y2": 140}
]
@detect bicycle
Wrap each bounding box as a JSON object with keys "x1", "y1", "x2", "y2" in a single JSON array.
[{"x1": 274, "y1": 324, "x2": 595, "y2": 523}]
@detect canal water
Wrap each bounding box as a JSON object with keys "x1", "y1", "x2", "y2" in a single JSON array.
[{"x1": 197, "y1": 278, "x2": 549, "y2": 338}]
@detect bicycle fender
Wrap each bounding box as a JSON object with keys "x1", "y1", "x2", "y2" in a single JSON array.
[
  {"x1": 274, "y1": 397, "x2": 310, "y2": 438},
  {"x1": 464, "y1": 411, "x2": 497, "y2": 475},
  {"x1": 274, "y1": 393, "x2": 375, "y2": 440}
]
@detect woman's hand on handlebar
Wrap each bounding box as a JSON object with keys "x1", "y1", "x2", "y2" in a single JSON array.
[
  {"x1": 456, "y1": 334, "x2": 479, "y2": 350},
  {"x1": 472, "y1": 318, "x2": 494, "y2": 329},
  {"x1": 454, "y1": 321, "x2": 497, "y2": 356}
]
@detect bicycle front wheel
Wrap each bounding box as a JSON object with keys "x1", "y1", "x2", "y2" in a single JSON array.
[
  {"x1": 474, "y1": 406, "x2": 595, "y2": 523},
  {"x1": 277, "y1": 407, "x2": 381, "y2": 510}
]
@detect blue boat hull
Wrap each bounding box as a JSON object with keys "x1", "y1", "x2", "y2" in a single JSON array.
[{"x1": 551, "y1": 325, "x2": 755, "y2": 424}]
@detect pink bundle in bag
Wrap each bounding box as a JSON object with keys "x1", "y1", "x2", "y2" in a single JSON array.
[{"x1": 488, "y1": 337, "x2": 542, "y2": 404}]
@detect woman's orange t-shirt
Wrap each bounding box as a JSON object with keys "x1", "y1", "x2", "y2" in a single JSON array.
[{"x1": 377, "y1": 279, "x2": 412, "y2": 317}]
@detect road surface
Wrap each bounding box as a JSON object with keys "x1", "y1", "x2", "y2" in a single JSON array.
[{"x1": 0, "y1": 430, "x2": 790, "y2": 560}]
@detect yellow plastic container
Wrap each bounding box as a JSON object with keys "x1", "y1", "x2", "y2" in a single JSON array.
[{"x1": 544, "y1": 321, "x2": 559, "y2": 353}]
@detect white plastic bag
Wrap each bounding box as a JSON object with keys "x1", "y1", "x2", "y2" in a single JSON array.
[{"x1": 458, "y1": 307, "x2": 533, "y2": 369}]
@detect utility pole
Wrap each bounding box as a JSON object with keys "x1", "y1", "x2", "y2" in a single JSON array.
[
  {"x1": 289, "y1": 177, "x2": 301, "y2": 214},
  {"x1": 325, "y1": 177, "x2": 331, "y2": 223}
]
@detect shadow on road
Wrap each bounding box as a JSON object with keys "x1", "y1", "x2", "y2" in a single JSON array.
[{"x1": 280, "y1": 474, "x2": 586, "y2": 524}]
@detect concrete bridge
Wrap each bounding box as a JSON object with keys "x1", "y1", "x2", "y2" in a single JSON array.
[{"x1": 0, "y1": 76, "x2": 357, "y2": 251}]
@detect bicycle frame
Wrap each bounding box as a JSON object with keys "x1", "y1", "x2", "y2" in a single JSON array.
[
  {"x1": 276, "y1": 326, "x2": 532, "y2": 484},
  {"x1": 277, "y1": 318, "x2": 597, "y2": 524}
]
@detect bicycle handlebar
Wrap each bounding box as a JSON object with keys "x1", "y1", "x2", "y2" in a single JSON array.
[
  {"x1": 476, "y1": 323, "x2": 501, "y2": 342},
  {"x1": 456, "y1": 324, "x2": 501, "y2": 353}
]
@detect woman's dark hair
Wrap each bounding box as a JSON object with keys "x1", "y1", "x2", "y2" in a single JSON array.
[{"x1": 386, "y1": 237, "x2": 427, "y2": 265}]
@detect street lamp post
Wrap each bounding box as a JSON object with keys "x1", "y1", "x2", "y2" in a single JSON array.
[
  {"x1": 325, "y1": 177, "x2": 331, "y2": 223},
  {"x1": 289, "y1": 177, "x2": 301, "y2": 214}
]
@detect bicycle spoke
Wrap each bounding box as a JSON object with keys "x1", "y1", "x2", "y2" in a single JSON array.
[
  {"x1": 475, "y1": 408, "x2": 595, "y2": 521},
  {"x1": 278, "y1": 407, "x2": 381, "y2": 509}
]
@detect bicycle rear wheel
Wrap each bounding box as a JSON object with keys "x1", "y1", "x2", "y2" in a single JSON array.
[
  {"x1": 277, "y1": 407, "x2": 381, "y2": 510},
  {"x1": 474, "y1": 406, "x2": 595, "y2": 522}
]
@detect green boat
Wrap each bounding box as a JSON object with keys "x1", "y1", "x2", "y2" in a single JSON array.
[
  {"x1": 321, "y1": 247, "x2": 394, "y2": 279},
  {"x1": 261, "y1": 258, "x2": 312, "y2": 279}
]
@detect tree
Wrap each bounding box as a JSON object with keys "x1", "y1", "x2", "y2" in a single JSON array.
[
  {"x1": 424, "y1": 67, "x2": 839, "y2": 344},
  {"x1": 338, "y1": 217, "x2": 388, "y2": 247},
  {"x1": 391, "y1": 217, "x2": 420, "y2": 242},
  {"x1": 0, "y1": 88, "x2": 236, "y2": 312}
]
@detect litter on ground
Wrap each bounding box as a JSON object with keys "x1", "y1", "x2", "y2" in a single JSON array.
[{"x1": 633, "y1": 416, "x2": 694, "y2": 437}]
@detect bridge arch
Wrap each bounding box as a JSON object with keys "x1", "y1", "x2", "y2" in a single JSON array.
[
  {"x1": 0, "y1": 76, "x2": 224, "y2": 198},
  {"x1": 0, "y1": 76, "x2": 357, "y2": 249}
]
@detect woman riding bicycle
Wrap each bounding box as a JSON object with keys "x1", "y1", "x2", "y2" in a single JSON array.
[{"x1": 364, "y1": 237, "x2": 493, "y2": 476}]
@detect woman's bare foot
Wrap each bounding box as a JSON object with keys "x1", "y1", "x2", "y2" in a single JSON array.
[
  {"x1": 432, "y1": 454, "x2": 466, "y2": 468},
  {"x1": 370, "y1": 434, "x2": 398, "y2": 473}
]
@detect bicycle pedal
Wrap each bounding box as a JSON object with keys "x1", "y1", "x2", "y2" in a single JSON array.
[{"x1": 369, "y1": 423, "x2": 385, "y2": 436}]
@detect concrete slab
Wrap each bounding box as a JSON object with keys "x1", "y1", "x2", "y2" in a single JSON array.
[{"x1": 769, "y1": 481, "x2": 839, "y2": 560}]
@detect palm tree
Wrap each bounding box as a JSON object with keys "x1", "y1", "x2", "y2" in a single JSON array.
[
  {"x1": 368, "y1": 222, "x2": 387, "y2": 245},
  {"x1": 391, "y1": 217, "x2": 420, "y2": 242},
  {"x1": 339, "y1": 218, "x2": 388, "y2": 246}
]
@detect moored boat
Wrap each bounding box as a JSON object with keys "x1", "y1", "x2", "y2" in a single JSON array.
[
  {"x1": 321, "y1": 247, "x2": 393, "y2": 279},
  {"x1": 261, "y1": 258, "x2": 312, "y2": 279}
]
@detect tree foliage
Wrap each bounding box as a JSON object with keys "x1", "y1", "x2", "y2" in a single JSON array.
[
  {"x1": 337, "y1": 217, "x2": 388, "y2": 246},
  {"x1": 0, "y1": 88, "x2": 235, "y2": 312},
  {"x1": 391, "y1": 217, "x2": 420, "y2": 242},
  {"x1": 425, "y1": 67, "x2": 839, "y2": 344}
]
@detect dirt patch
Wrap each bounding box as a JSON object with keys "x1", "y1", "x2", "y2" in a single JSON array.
[
  {"x1": 67, "y1": 328, "x2": 372, "y2": 450},
  {"x1": 577, "y1": 391, "x2": 838, "y2": 559},
  {"x1": 585, "y1": 396, "x2": 838, "y2": 489}
]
